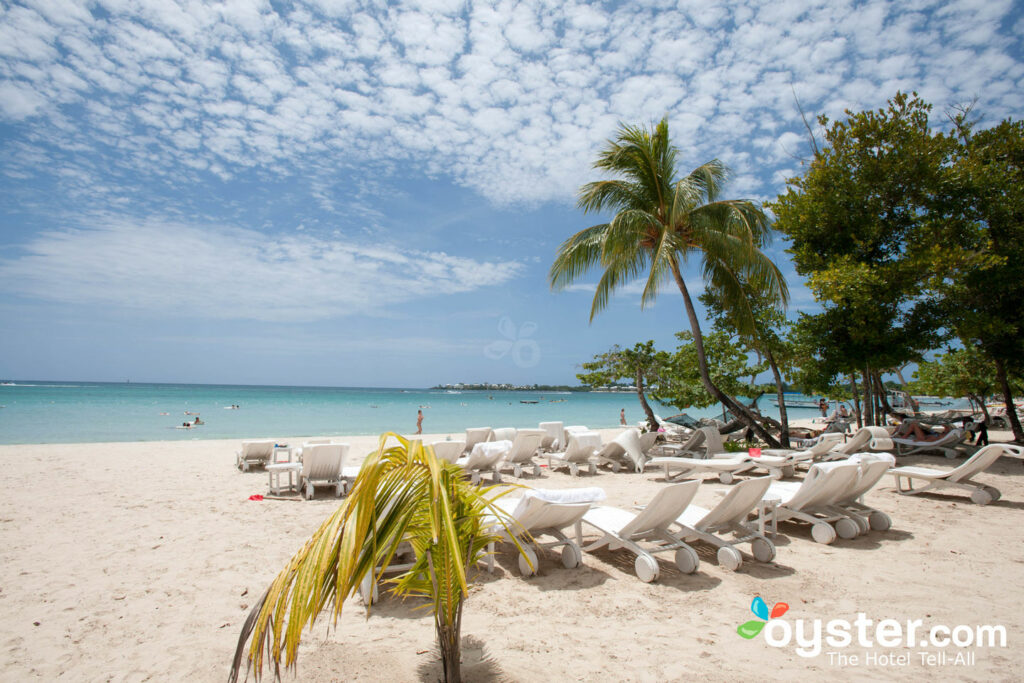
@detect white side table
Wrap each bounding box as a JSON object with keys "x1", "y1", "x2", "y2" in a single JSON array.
[
  {"x1": 267, "y1": 462, "x2": 302, "y2": 495},
  {"x1": 758, "y1": 494, "x2": 781, "y2": 538}
]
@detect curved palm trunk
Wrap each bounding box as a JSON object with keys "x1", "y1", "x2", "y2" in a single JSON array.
[
  {"x1": 635, "y1": 366, "x2": 658, "y2": 429},
  {"x1": 766, "y1": 349, "x2": 789, "y2": 448},
  {"x1": 668, "y1": 259, "x2": 781, "y2": 447}
]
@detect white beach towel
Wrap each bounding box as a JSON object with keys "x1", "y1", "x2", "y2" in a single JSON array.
[{"x1": 472, "y1": 440, "x2": 512, "y2": 458}]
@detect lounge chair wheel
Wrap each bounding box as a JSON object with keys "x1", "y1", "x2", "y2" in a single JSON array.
[
  {"x1": 635, "y1": 554, "x2": 659, "y2": 583},
  {"x1": 835, "y1": 518, "x2": 859, "y2": 540},
  {"x1": 782, "y1": 465, "x2": 796, "y2": 478},
  {"x1": 518, "y1": 547, "x2": 539, "y2": 577},
  {"x1": 970, "y1": 488, "x2": 993, "y2": 505},
  {"x1": 305, "y1": 482, "x2": 314, "y2": 500},
  {"x1": 983, "y1": 485, "x2": 1001, "y2": 502},
  {"x1": 751, "y1": 538, "x2": 776, "y2": 563},
  {"x1": 513, "y1": 464, "x2": 522, "y2": 478},
  {"x1": 561, "y1": 544, "x2": 581, "y2": 569},
  {"x1": 335, "y1": 482, "x2": 344, "y2": 497},
  {"x1": 588, "y1": 463, "x2": 597, "y2": 476},
  {"x1": 674, "y1": 546, "x2": 699, "y2": 574},
  {"x1": 811, "y1": 522, "x2": 837, "y2": 545},
  {"x1": 718, "y1": 471, "x2": 735, "y2": 484},
  {"x1": 611, "y1": 462, "x2": 621, "y2": 473},
  {"x1": 868, "y1": 511, "x2": 891, "y2": 531},
  {"x1": 716, "y1": 546, "x2": 742, "y2": 571},
  {"x1": 569, "y1": 464, "x2": 578, "y2": 477}
]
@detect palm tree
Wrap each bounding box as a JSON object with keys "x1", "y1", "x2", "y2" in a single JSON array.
[
  {"x1": 550, "y1": 117, "x2": 788, "y2": 446},
  {"x1": 229, "y1": 434, "x2": 521, "y2": 683}
]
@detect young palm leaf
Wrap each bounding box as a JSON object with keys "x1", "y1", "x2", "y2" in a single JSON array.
[{"x1": 229, "y1": 433, "x2": 524, "y2": 683}]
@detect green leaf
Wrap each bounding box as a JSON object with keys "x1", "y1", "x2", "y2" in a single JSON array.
[{"x1": 737, "y1": 620, "x2": 765, "y2": 639}]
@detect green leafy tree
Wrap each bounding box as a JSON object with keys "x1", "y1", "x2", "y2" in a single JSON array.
[
  {"x1": 770, "y1": 92, "x2": 951, "y2": 424},
  {"x1": 550, "y1": 117, "x2": 788, "y2": 445},
  {"x1": 576, "y1": 341, "x2": 668, "y2": 427},
  {"x1": 939, "y1": 117, "x2": 1024, "y2": 440},
  {"x1": 913, "y1": 347, "x2": 996, "y2": 419},
  {"x1": 230, "y1": 434, "x2": 523, "y2": 683},
  {"x1": 653, "y1": 330, "x2": 763, "y2": 415},
  {"x1": 701, "y1": 279, "x2": 794, "y2": 446}
]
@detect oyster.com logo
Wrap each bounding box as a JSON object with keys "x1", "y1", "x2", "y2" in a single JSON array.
[{"x1": 737, "y1": 596, "x2": 789, "y2": 639}]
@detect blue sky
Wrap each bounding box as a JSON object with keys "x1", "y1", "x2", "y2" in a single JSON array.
[{"x1": 1, "y1": 0, "x2": 1021, "y2": 388}]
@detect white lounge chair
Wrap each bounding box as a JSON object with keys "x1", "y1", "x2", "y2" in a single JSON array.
[
  {"x1": 429, "y1": 440, "x2": 465, "y2": 464},
  {"x1": 456, "y1": 440, "x2": 510, "y2": 484},
  {"x1": 235, "y1": 440, "x2": 276, "y2": 471},
  {"x1": 890, "y1": 443, "x2": 1023, "y2": 505},
  {"x1": 463, "y1": 427, "x2": 493, "y2": 454},
  {"x1": 539, "y1": 421, "x2": 564, "y2": 451},
  {"x1": 753, "y1": 462, "x2": 863, "y2": 544},
  {"x1": 595, "y1": 428, "x2": 646, "y2": 473},
  {"x1": 828, "y1": 454, "x2": 895, "y2": 533},
  {"x1": 546, "y1": 432, "x2": 601, "y2": 476},
  {"x1": 492, "y1": 427, "x2": 517, "y2": 442},
  {"x1": 671, "y1": 477, "x2": 777, "y2": 570},
  {"x1": 649, "y1": 426, "x2": 725, "y2": 459},
  {"x1": 890, "y1": 428, "x2": 967, "y2": 459},
  {"x1": 488, "y1": 487, "x2": 605, "y2": 576},
  {"x1": 819, "y1": 426, "x2": 893, "y2": 461},
  {"x1": 299, "y1": 443, "x2": 349, "y2": 499},
  {"x1": 646, "y1": 450, "x2": 754, "y2": 484},
  {"x1": 750, "y1": 432, "x2": 847, "y2": 478},
  {"x1": 497, "y1": 429, "x2": 546, "y2": 478},
  {"x1": 577, "y1": 481, "x2": 701, "y2": 582}
]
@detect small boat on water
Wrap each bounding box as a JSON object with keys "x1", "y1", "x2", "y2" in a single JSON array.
[{"x1": 520, "y1": 400, "x2": 538, "y2": 404}]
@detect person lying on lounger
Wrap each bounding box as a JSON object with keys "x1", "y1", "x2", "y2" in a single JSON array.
[{"x1": 893, "y1": 419, "x2": 952, "y2": 441}]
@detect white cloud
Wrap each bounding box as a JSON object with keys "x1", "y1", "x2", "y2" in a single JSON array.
[
  {"x1": 0, "y1": 0, "x2": 1020, "y2": 209},
  {"x1": 0, "y1": 218, "x2": 524, "y2": 322}
]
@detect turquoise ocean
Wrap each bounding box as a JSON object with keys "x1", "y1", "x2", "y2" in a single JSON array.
[{"x1": 0, "y1": 381, "x2": 969, "y2": 445}]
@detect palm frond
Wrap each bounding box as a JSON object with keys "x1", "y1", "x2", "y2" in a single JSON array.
[
  {"x1": 230, "y1": 434, "x2": 518, "y2": 683},
  {"x1": 549, "y1": 224, "x2": 611, "y2": 290}
]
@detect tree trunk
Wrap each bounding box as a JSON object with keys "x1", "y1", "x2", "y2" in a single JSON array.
[
  {"x1": 873, "y1": 372, "x2": 893, "y2": 421},
  {"x1": 668, "y1": 258, "x2": 781, "y2": 447},
  {"x1": 994, "y1": 357, "x2": 1024, "y2": 442},
  {"x1": 969, "y1": 394, "x2": 990, "y2": 423},
  {"x1": 635, "y1": 366, "x2": 658, "y2": 429},
  {"x1": 766, "y1": 349, "x2": 789, "y2": 448},
  {"x1": 861, "y1": 366, "x2": 874, "y2": 426},
  {"x1": 849, "y1": 374, "x2": 862, "y2": 429}
]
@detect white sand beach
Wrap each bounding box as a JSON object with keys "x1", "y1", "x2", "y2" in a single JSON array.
[{"x1": 2, "y1": 429, "x2": 1023, "y2": 681}]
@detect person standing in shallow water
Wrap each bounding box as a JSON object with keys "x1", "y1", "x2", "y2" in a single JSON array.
[
  {"x1": 620, "y1": 408, "x2": 627, "y2": 425},
  {"x1": 416, "y1": 409, "x2": 423, "y2": 435}
]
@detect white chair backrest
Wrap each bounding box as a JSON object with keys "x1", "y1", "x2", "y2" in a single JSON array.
[
  {"x1": 539, "y1": 421, "x2": 564, "y2": 450},
  {"x1": 838, "y1": 458, "x2": 892, "y2": 503},
  {"x1": 242, "y1": 441, "x2": 275, "y2": 458},
  {"x1": 304, "y1": 438, "x2": 331, "y2": 446},
  {"x1": 696, "y1": 477, "x2": 773, "y2": 531},
  {"x1": 611, "y1": 428, "x2": 645, "y2": 469},
  {"x1": 464, "y1": 427, "x2": 493, "y2": 451},
  {"x1": 806, "y1": 432, "x2": 845, "y2": 456},
  {"x1": 638, "y1": 431, "x2": 659, "y2": 454},
  {"x1": 303, "y1": 444, "x2": 347, "y2": 480},
  {"x1": 565, "y1": 432, "x2": 601, "y2": 462},
  {"x1": 621, "y1": 480, "x2": 701, "y2": 537},
  {"x1": 948, "y1": 443, "x2": 1007, "y2": 482},
  {"x1": 788, "y1": 463, "x2": 860, "y2": 510},
  {"x1": 466, "y1": 440, "x2": 512, "y2": 469},
  {"x1": 430, "y1": 440, "x2": 465, "y2": 464},
  {"x1": 564, "y1": 425, "x2": 589, "y2": 446},
  {"x1": 510, "y1": 496, "x2": 592, "y2": 534},
  {"x1": 492, "y1": 427, "x2": 517, "y2": 442},
  {"x1": 507, "y1": 429, "x2": 544, "y2": 463}
]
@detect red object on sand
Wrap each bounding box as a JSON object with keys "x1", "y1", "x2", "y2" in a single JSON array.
[
  {"x1": 248, "y1": 494, "x2": 264, "y2": 501},
  {"x1": 748, "y1": 448, "x2": 761, "y2": 458}
]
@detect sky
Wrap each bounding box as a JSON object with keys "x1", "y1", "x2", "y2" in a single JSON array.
[{"x1": 0, "y1": 0, "x2": 1022, "y2": 388}]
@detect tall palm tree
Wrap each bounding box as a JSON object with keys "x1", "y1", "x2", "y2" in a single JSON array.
[
  {"x1": 550, "y1": 117, "x2": 788, "y2": 446},
  {"x1": 229, "y1": 434, "x2": 521, "y2": 683}
]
